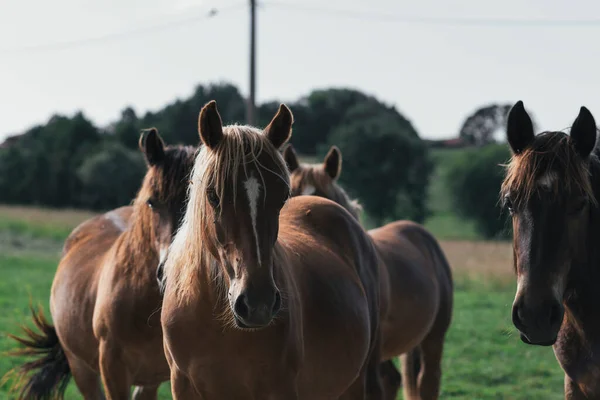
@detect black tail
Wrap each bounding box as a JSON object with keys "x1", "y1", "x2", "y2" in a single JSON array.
[{"x1": 2, "y1": 305, "x2": 71, "y2": 400}]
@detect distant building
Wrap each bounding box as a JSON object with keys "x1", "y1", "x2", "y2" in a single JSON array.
[{"x1": 425, "y1": 136, "x2": 467, "y2": 149}]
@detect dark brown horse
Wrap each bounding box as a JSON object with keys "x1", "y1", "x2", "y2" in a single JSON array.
[
  {"x1": 160, "y1": 101, "x2": 383, "y2": 399},
  {"x1": 502, "y1": 101, "x2": 600, "y2": 399},
  {"x1": 283, "y1": 144, "x2": 454, "y2": 400},
  {"x1": 6, "y1": 129, "x2": 196, "y2": 399}
]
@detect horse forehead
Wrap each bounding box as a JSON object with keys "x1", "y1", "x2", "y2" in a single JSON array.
[{"x1": 536, "y1": 171, "x2": 557, "y2": 189}]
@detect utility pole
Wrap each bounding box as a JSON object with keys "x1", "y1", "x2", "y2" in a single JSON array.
[{"x1": 247, "y1": 0, "x2": 257, "y2": 126}]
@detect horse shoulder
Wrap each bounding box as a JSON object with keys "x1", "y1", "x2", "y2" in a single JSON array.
[{"x1": 93, "y1": 239, "x2": 161, "y2": 340}]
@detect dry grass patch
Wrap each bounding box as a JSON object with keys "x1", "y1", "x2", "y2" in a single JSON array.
[
  {"x1": 0, "y1": 205, "x2": 96, "y2": 229},
  {"x1": 439, "y1": 240, "x2": 514, "y2": 287}
]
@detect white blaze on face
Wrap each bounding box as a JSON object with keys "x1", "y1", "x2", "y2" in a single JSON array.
[
  {"x1": 537, "y1": 172, "x2": 557, "y2": 189},
  {"x1": 244, "y1": 173, "x2": 262, "y2": 266},
  {"x1": 302, "y1": 184, "x2": 316, "y2": 195}
]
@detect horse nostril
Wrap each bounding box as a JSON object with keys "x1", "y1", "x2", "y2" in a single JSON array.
[
  {"x1": 234, "y1": 294, "x2": 250, "y2": 319},
  {"x1": 272, "y1": 291, "x2": 281, "y2": 315},
  {"x1": 549, "y1": 303, "x2": 562, "y2": 327},
  {"x1": 512, "y1": 303, "x2": 526, "y2": 330}
]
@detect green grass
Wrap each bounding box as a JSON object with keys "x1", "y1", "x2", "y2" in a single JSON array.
[
  {"x1": 0, "y1": 206, "x2": 562, "y2": 399},
  {"x1": 423, "y1": 148, "x2": 480, "y2": 240},
  {"x1": 437, "y1": 285, "x2": 563, "y2": 399},
  {"x1": 0, "y1": 254, "x2": 564, "y2": 399}
]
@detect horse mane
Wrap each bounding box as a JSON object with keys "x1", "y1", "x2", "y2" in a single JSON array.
[
  {"x1": 163, "y1": 125, "x2": 290, "y2": 304},
  {"x1": 120, "y1": 145, "x2": 197, "y2": 269},
  {"x1": 500, "y1": 131, "x2": 597, "y2": 208},
  {"x1": 291, "y1": 165, "x2": 363, "y2": 220}
]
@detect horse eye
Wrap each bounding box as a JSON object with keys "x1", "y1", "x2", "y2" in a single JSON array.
[
  {"x1": 504, "y1": 197, "x2": 514, "y2": 214},
  {"x1": 570, "y1": 198, "x2": 587, "y2": 215},
  {"x1": 207, "y1": 189, "x2": 220, "y2": 208},
  {"x1": 146, "y1": 199, "x2": 155, "y2": 209}
]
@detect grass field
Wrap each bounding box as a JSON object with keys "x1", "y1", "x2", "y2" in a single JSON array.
[{"x1": 0, "y1": 203, "x2": 566, "y2": 399}]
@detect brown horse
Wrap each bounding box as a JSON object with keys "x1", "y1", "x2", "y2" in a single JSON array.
[
  {"x1": 502, "y1": 101, "x2": 600, "y2": 399},
  {"x1": 160, "y1": 100, "x2": 383, "y2": 399},
  {"x1": 6, "y1": 129, "x2": 196, "y2": 400},
  {"x1": 283, "y1": 144, "x2": 454, "y2": 400}
]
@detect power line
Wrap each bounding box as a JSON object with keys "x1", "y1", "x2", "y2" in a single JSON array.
[
  {"x1": 0, "y1": 2, "x2": 246, "y2": 55},
  {"x1": 264, "y1": 1, "x2": 600, "y2": 27}
]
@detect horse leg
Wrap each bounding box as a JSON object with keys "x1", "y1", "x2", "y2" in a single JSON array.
[
  {"x1": 98, "y1": 339, "x2": 132, "y2": 400},
  {"x1": 415, "y1": 334, "x2": 444, "y2": 400},
  {"x1": 132, "y1": 384, "x2": 161, "y2": 400},
  {"x1": 171, "y1": 368, "x2": 201, "y2": 400},
  {"x1": 338, "y1": 356, "x2": 383, "y2": 400},
  {"x1": 401, "y1": 346, "x2": 422, "y2": 400},
  {"x1": 380, "y1": 360, "x2": 401, "y2": 400},
  {"x1": 564, "y1": 375, "x2": 590, "y2": 400},
  {"x1": 338, "y1": 372, "x2": 367, "y2": 400},
  {"x1": 67, "y1": 353, "x2": 106, "y2": 400},
  {"x1": 267, "y1": 379, "x2": 299, "y2": 400}
]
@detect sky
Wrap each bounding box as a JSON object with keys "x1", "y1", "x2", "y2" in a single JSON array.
[{"x1": 2, "y1": 0, "x2": 600, "y2": 142}]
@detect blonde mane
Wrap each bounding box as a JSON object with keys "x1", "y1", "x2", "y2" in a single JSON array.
[{"x1": 163, "y1": 124, "x2": 290, "y2": 304}]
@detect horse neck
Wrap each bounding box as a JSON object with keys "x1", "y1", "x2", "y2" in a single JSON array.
[
  {"x1": 564, "y1": 162, "x2": 600, "y2": 333},
  {"x1": 115, "y1": 204, "x2": 157, "y2": 274}
]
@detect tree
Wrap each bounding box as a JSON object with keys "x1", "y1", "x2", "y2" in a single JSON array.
[
  {"x1": 113, "y1": 107, "x2": 141, "y2": 149},
  {"x1": 459, "y1": 104, "x2": 527, "y2": 147},
  {"x1": 0, "y1": 81, "x2": 435, "y2": 214},
  {"x1": 445, "y1": 144, "x2": 512, "y2": 239},
  {"x1": 137, "y1": 82, "x2": 246, "y2": 146},
  {"x1": 326, "y1": 108, "x2": 432, "y2": 225},
  {"x1": 77, "y1": 142, "x2": 146, "y2": 210}
]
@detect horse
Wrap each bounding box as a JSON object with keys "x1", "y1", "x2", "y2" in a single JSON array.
[
  {"x1": 283, "y1": 144, "x2": 454, "y2": 400},
  {"x1": 5, "y1": 129, "x2": 196, "y2": 400},
  {"x1": 502, "y1": 101, "x2": 600, "y2": 399},
  {"x1": 160, "y1": 100, "x2": 384, "y2": 399}
]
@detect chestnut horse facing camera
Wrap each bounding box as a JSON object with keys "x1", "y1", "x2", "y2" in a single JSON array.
[
  {"x1": 502, "y1": 101, "x2": 600, "y2": 399},
  {"x1": 6, "y1": 129, "x2": 196, "y2": 399},
  {"x1": 284, "y1": 144, "x2": 454, "y2": 400},
  {"x1": 160, "y1": 101, "x2": 384, "y2": 399}
]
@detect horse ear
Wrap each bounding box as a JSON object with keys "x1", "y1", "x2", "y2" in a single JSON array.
[
  {"x1": 139, "y1": 128, "x2": 165, "y2": 166},
  {"x1": 323, "y1": 146, "x2": 341, "y2": 180},
  {"x1": 570, "y1": 106, "x2": 597, "y2": 158},
  {"x1": 264, "y1": 104, "x2": 293, "y2": 149},
  {"x1": 198, "y1": 100, "x2": 224, "y2": 149},
  {"x1": 283, "y1": 144, "x2": 300, "y2": 172},
  {"x1": 506, "y1": 101, "x2": 535, "y2": 154}
]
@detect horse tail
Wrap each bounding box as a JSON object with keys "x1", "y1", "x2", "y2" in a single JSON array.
[
  {"x1": 3, "y1": 305, "x2": 71, "y2": 400},
  {"x1": 401, "y1": 346, "x2": 422, "y2": 399}
]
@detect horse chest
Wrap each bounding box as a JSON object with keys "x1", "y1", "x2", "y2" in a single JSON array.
[{"x1": 555, "y1": 323, "x2": 600, "y2": 396}]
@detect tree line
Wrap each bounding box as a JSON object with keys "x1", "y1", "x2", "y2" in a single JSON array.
[{"x1": 0, "y1": 81, "x2": 523, "y2": 238}]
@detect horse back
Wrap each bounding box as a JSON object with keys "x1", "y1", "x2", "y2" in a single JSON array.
[
  {"x1": 369, "y1": 220, "x2": 453, "y2": 336},
  {"x1": 282, "y1": 195, "x2": 381, "y2": 313},
  {"x1": 62, "y1": 206, "x2": 133, "y2": 255}
]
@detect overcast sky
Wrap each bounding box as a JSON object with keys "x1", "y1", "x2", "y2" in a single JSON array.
[{"x1": 2, "y1": 0, "x2": 600, "y2": 142}]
